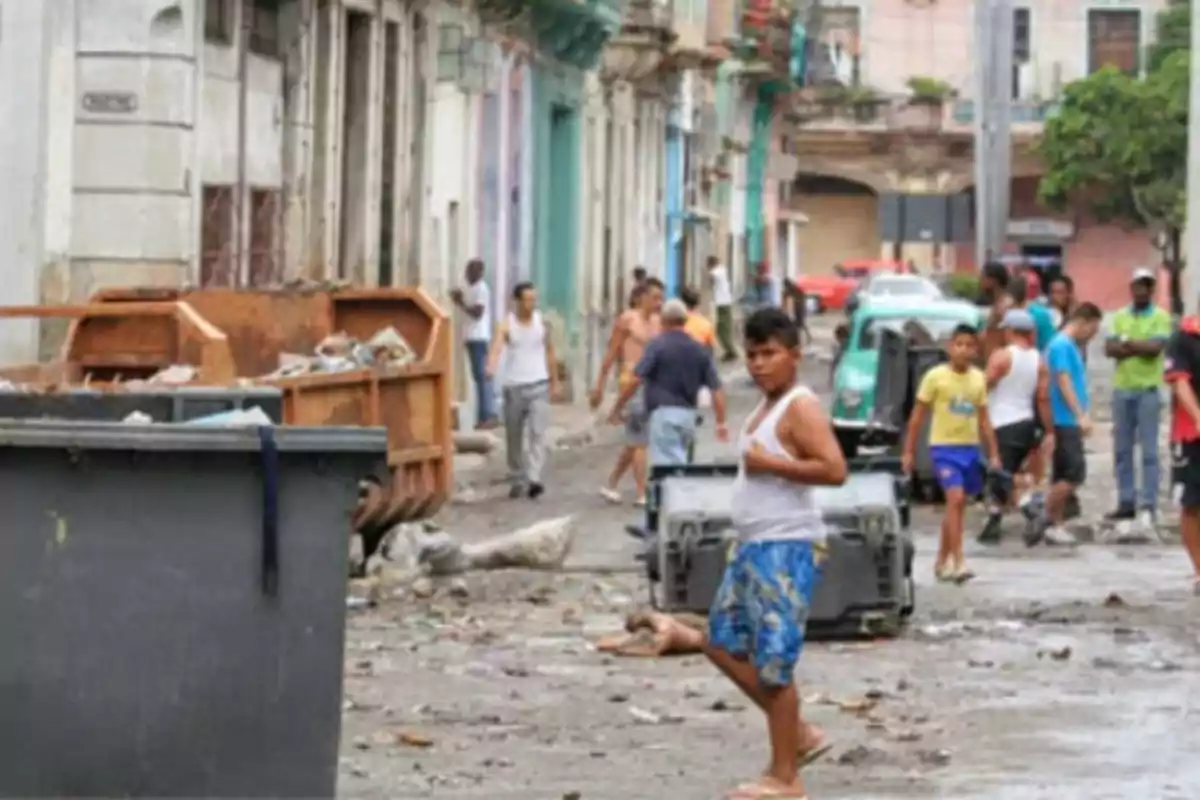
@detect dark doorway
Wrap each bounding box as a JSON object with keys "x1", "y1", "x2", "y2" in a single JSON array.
[
  {"x1": 339, "y1": 9, "x2": 372, "y2": 280},
  {"x1": 379, "y1": 20, "x2": 400, "y2": 287},
  {"x1": 1019, "y1": 243, "x2": 1064, "y2": 295}
]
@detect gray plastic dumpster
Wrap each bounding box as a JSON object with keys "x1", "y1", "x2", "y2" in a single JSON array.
[
  {"x1": 0, "y1": 420, "x2": 387, "y2": 799},
  {"x1": 641, "y1": 458, "x2": 915, "y2": 638}
]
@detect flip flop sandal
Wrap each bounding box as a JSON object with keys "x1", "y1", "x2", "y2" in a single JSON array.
[
  {"x1": 952, "y1": 566, "x2": 976, "y2": 585},
  {"x1": 727, "y1": 780, "x2": 809, "y2": 799},
  {"x1": 798, "y1": 740, "x2": 833, "y2": 768}
]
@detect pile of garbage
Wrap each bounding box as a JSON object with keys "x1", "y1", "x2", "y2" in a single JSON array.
[{"x1": 265, "y1": 326, "x2": 417, "y2": 380}]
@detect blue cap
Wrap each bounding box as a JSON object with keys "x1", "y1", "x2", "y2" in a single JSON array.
[{"x1": 1000, "y1": 309, "x2": 1035, "y2": 332}]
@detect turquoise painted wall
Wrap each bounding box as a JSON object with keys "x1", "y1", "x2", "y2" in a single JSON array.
[
  {"x1": 744, "y1": 87, "x2": 774, "y2": 269},
  {"x1": 531, "y1": 63, "x2": 583, "y2": 329}
]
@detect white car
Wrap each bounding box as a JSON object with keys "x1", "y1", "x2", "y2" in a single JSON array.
[
  {"x1": 846, "y1": 274, "x2": 944, "y2": 314},
  {"x1": 861, "y1": 274, "x2": 944, "y2": 301}
]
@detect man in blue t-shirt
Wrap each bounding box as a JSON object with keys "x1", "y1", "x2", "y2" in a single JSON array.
[{"x1": 1029, "y1": 302, "x2": 1103, "y2": 547}]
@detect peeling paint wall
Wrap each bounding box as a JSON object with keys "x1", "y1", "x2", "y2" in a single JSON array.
[{"x1": 0, "y1": 0, "x2": 56, "y2": 362}]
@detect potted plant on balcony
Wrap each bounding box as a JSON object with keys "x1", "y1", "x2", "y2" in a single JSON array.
[
  {"x1": 845, "y1": 85, "x2": 882, "y2": 123},
  {"x1": 904, "y1": 76, "x2": 954, "y2": 129},
  {"x1": 812, "y1": 84, "x2": 881, "y2": 124}
]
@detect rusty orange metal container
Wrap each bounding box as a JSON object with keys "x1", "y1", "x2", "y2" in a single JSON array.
[{"x1": 55, "y1": 287, "x2": 454, "y2": 527}]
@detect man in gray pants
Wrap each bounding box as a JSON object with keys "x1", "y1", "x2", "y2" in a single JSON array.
[{"x1": 486, "y1": 281, "x2": 562, "y2": 499}]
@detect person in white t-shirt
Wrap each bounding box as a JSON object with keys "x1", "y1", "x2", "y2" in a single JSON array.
[
  {"x1": 450, "y1": 259, "x2": 499, "y2": 429},
  {"x1": 708, "y1": 256, "x2": 737, "y2": 362}
]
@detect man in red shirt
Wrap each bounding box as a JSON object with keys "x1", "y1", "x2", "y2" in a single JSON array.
[{"x1": 1163, "y1": 317, "x2": 1200, "y2": 595}]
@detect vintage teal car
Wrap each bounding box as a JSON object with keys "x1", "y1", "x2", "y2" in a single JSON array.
[{"x1": 831, "y1": 297, "x2": 984, "y2": 453}]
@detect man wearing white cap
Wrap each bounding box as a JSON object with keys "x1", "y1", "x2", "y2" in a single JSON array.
[
  {"x1": 979, "y1": 308, "x2": 1055, "y2": 544},
  {"x1": 1104, "y1": 267, "x2": 1172, "y2": 529}
]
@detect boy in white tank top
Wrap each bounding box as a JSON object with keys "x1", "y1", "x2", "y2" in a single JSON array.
[
  {"x1": 979, "y1": 309, "x2": 1055, "y2": 544},
  {"x1": 705, "y1": 308, "x2": 848, "y2": 800}
]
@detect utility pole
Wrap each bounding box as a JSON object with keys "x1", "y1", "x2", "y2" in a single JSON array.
[
  {"x1": 1184, "y1": 0, "x2": 1200, "y2": 313},
  {"x1": 974, "y1": 0, "x2": 1015, "y2": 267}
]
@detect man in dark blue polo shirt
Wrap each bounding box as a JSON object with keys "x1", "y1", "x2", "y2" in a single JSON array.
[{"x1": 609, "y1": 299, "x2": 729, "y2": 465}]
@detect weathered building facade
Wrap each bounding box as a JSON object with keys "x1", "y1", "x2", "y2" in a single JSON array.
[{"x1": 790, "y1": 0, "x2": 1167, "y2": 307}]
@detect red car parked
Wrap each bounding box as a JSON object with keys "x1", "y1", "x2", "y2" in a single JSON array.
[{"x1": 795, "y1": 259, "x2": 912, "y2": 312}]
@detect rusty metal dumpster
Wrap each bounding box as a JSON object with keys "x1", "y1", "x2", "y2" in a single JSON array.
[
  {"x1": 0, "y1": 420, "x2": 388, "y2": 797},
  {"x1": 9, "y1": 287, "x2": 453, "y2": 531}
]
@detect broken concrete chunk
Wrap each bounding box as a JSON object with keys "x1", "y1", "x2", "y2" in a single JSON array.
[
  {"x1": 147, "y1": 364, "x2": 198, "y2": 385},
  {"x1": 367, "y1": 326, "x2": 417, "y2": 366},
  {"x1": 460, "y1": 516, "x2": 576, "y2": 572}
]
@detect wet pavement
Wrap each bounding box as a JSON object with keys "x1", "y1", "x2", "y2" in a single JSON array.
[{"x1": 338, "y1": 323, "x2": 1200, "y2": 799}]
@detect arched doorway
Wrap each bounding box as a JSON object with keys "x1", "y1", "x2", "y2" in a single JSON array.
[{"x1": 793, "y1": 173, "x2": 881, "y2": 275}]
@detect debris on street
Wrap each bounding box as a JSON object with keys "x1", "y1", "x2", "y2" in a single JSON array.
[
  {"x1": 335, "y1": 337, "x2": 1200, "y2": 799},
  {"x1": 349, "y1": 516, "x2": 577, "y2": 599},
  {"x1": 593, "y1": 610, "x2": 707, "y2": 657}
]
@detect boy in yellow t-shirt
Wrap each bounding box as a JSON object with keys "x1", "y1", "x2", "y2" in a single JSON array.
[{"x1": 902, "y1": 324, "x2": 1001, "y2": 583}]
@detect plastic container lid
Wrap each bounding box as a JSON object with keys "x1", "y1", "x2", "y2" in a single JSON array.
[{"x1": 0, "y1": 419, "x2": 388, "y2": 453}]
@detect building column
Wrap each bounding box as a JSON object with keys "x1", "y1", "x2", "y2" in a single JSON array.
[
  {"x1": 664, "y1": 105, "x2": 684, "y2": 297},
  {"x1": 495, "y1": 55, "x2": 513, "y2": 300},
  {"x1": 360, "y1": 11, "x2": 384, "y2": 285},
  {"x1": 313, "y1": 1, "x2": 344, "y2": 280}
]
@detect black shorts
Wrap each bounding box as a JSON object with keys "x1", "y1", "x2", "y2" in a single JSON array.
[
  {"x1": 1172, "y1": 441, "x2": 1200, "y2": 509},
  {"x1": 995, "y1": 419, "x2": 1038, "y2": 475},
  {"x1": 1052, "y1": 426, "x2": 1086, "y2": 485}
]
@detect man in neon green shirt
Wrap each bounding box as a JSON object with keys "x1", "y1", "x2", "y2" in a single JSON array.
[{"x1": 1104, "y1": 268, "x2": 1172, "y2": 526}]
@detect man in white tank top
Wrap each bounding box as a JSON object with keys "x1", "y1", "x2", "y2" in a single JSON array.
[
  {"x1": 485, "y1": 282, "x2": 562, "y2": 500},
  {"x1": 979, "y1": 309, "x2": 1055, "y2": 544},
  {"x1": 705, "y1": 308, "x2": 848, "y2": 800}
]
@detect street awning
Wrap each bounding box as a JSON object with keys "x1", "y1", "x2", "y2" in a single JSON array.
[
  {"x1": 777, "y1": 209, "x2": 810, "y2": 225},
  {"x1": 681, "y1": 207, "x2": 720, "y2": 225}
]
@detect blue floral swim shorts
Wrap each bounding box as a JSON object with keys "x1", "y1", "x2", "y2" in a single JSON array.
[{"x1": 707, "y1": 539, "x2": 824, "y2": 687}]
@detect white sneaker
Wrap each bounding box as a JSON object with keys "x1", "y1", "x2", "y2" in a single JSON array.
[
  {"x1": 599, "y1": 487, "x2": 622, "y2": 504},
  {"x1": 1138, "y1": 509, "x2": 1156, "y2": 529},
  {"x1": 1044, "y1": 526, "x2": 1078, "y2": 547}
]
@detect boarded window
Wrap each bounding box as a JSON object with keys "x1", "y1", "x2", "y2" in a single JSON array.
[
  {"x1": 248, "y1": 189, "x2": 281, "y2": 287},
  {"x1": 201, "y1": 186, "x2": 236, "y2": 287},
  {"x1": 248, "y1": 0, "x2": 281, "y2": 57},
  {"x1": 817, "y1": 6, "x2": 861, "y2": 86},
  {"x1": 1088, "y1": 9, "x2": 1140, "y2": 75},
  {"x1": 1012, "y1": 8, "x2": 1031, "y2": 98},
  {"x1": 205, "y1": 0, "x2": 233, "y2": 43}
]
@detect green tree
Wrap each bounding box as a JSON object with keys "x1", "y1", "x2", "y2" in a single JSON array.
[
  {"x1": 1148, "y1": 0, "x2": 1189, "y2": 74},
  {"x1": 1037, "y1": 53, "x2": 1188, "y2": 254}
]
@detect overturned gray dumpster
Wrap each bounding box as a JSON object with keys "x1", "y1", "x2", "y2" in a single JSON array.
[{"x1": 0, "y1": 420, "x2": 387, "y2": 798}]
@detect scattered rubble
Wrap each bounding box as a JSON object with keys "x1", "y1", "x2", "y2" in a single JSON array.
[
  {"x1": 593, "y1": 611, "x2": 708, "y2": 657},
  {"x1": 348, "y1": 516, "x2": 578, "y2": 600}
]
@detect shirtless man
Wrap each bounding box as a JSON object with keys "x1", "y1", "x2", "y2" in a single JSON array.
[
  {"x1": 591, "y1": 277, "x2": 664, "y2": 505},
  {"x1": 979, "y1": 262, "x2": 1013, "y2": 361}
]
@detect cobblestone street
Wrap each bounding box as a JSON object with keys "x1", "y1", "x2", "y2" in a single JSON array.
[{"x1": 338, "y1": 323, "x2": 1200, "y2": 799}]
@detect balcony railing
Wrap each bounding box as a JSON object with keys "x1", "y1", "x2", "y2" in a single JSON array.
[
  {"x1": 945, "y1": 99, "x2": 1060, "y2": 130},
  {"x1": 622, "y1": 0, "x2": 673, "y2": 31},
  {"x1": 788, "y1": 93, "x2": 1061, "y2": 135}
]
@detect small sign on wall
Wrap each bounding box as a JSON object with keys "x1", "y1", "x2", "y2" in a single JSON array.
[
  {"x1": 81, "y1": 92, "x2": 138, "y2": 114},
  {"x1": 1007, "y1": 218, "x2": 1075, "y2": 240}
]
